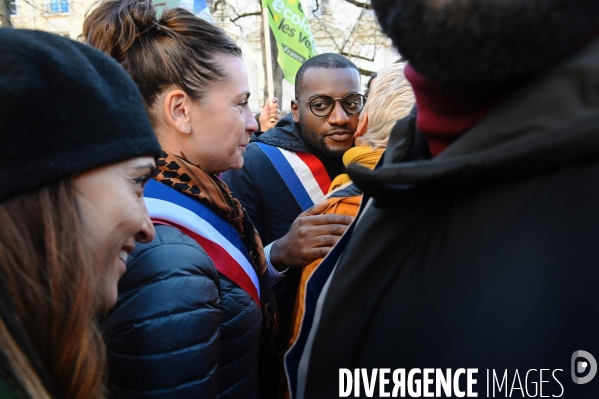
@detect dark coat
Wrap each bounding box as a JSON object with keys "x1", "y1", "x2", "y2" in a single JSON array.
[
  {"x1": 221, "y1": 113, "x2": 345, "y2": 398},
  {"x1": 103, "y1": 224, "x2": 262, "y2": 399},
  {"x1": 302, "y1": 39, "x2": 599, "y2": 398}
]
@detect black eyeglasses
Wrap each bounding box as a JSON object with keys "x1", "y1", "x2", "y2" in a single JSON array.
[{"x1": 301, "y1": 93, "x2": 366, "y2": 118}]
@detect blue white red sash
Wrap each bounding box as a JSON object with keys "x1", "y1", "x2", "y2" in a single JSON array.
[
  {"x1": 143, "y1": 179, "x2": 260, "y2": 306},
  {"x1": 284, "y1": 223, "x2": 353, "y2": 399},
  {"x1": 285, "y1": 196, "x2": 372, "y2": 399},
  {"x1": 255, "y1": 142, "x2": 331, "y2": 211}
]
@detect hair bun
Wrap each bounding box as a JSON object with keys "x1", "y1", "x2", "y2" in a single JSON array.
[
  {"x1": 82, "y1": 0, "x2": 158, "y2": 63},
  {"x1": 128, "y1": 0, "x2": 158, "y2": 33},
  {"x1": 84, "y1": 0, "x2": 241, "y2": 112}
]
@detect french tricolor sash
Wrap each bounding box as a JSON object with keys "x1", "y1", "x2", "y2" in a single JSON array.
[
  {"x1": 285, "y1": 195, "x2": 372, "y2": 399},
  {"x1": 283, "y1": 224, "x2": 353, "y2": 399},
  {"x1": 143, "y1": 179, "x2": 260, "y2": 306},
  {"x1": 255, "y1": 142, "x2": 331, "y2": 211}
]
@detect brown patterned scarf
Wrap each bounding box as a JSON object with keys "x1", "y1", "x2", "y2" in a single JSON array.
[{"x1": 154, "y1": 150, "x2": 278, "y2": 338}]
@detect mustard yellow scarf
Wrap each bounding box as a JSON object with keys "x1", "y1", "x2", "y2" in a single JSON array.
[{"x1": 329, "y1": 146, "x2": 384, "y2": 192}]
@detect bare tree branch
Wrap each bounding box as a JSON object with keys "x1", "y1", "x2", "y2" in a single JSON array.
[
  {"x1": 311, "y1": 15, "x2": 343, "y2": 53},
  {"x1": 230, "y1": 10, "x2": 260, "y2": 22},
  {"x1": 340, "y1": 6, "x2": 365, "y2": 54},
  {"x1": 211, "y1": 0, "x2": 224, "y2": 13},
  {"x1": 340, "y1": 51, "x2": 375, "y2": 62},
  {"x1": 342, "y1": 0, "x2": 372, "y2": 10}
]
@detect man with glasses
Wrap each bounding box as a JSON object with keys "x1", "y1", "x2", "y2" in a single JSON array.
[{"x1": 221, "y1": 53, "x2": 361, "y2": 398}]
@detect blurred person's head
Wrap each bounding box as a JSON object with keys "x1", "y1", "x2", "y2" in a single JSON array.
[
  {"x1": 371, "y1": 0, "x2": 599, "y2": 88},
  {"x1": 83, "y1": 0, "x2": 258, "y2": 174},
  {"x1": 364, "y1": 72, "x2": 378, "y2": 98},
  {"x1": 366, "y1": 72, "x2": 378, "y2": 90},
  {"x1": 354, "y1": 63, "x2": 414, "y2": 150},
  {"x1": 292, "y1": 53, "x2": 362, "y2": 158},
  {"x1": 0, "y1": 29, "x2": 160, "y2": 399}
]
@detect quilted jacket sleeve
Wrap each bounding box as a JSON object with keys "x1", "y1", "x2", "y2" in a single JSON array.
[{"x1": 103, "y1": 225, "x2": 221, "y2": 399}]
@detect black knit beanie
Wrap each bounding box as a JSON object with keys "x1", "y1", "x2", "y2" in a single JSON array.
[{"x1": 0, "y1": 29, "x2": 161, "y2": 202}]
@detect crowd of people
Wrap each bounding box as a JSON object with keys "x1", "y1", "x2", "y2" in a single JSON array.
[{"x1": 1, "y1": 0, "x2": 599, "y2": 398}]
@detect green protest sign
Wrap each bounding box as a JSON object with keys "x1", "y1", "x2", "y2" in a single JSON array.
[{"x1": 262, "y1": 0, "x2": 318, "y2": 84}]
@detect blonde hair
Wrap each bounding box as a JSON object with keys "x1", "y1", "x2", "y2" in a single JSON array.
[{"x1": 359, "y1": 63, "x2": 415, "y2": 150}]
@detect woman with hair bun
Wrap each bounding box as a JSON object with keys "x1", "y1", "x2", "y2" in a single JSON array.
[
  {"x1": 83, "y1": 1, "x2": 277, "y2": 398},
  {"x1": 0, "y1": 29, "x2": 160, "y2": 399}
]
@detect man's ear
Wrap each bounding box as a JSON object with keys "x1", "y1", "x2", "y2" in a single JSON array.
[
  {"x1": 354, "y1": 112, "x2": 368, "y2": 138},
  {"x1": 291, "y1": 99, "x2": 300, "y2": 123},
  {"x1": 163, "y1": 90, "x2": 192, "y2": 134}
]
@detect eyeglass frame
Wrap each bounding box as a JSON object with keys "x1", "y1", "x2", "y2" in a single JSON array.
[{"x1": 299, "y1": 92, "x2": 366, "y2": 118}]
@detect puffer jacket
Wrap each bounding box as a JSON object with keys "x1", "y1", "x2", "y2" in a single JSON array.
[{"x1": 103, "y1": 224, "x2": 262, "y2": 399}]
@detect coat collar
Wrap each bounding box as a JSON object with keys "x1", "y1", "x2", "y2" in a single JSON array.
[
  {"x1": 251, "y1": 113, "x2": 312, "y2": 153},
  {"x1": 252, "y1": 113, "x2": 346, "y2": 180}
]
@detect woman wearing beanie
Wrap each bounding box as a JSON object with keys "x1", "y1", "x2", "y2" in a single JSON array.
[
  {"x1": 83, "y1": 1, "x2": 277, "y2": 398},
  {"x1": 0, "y1": 29, "x2": 161, "y2": 399},
  {"x1": 287, "y1": 62, "x2": 416, "y2": 353}
]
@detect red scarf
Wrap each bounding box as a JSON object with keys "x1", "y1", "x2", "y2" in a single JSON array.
[{"x1": 405, "y1": 63, "x2": 505, "y2": 157}]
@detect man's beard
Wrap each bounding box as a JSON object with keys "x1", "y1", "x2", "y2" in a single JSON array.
[
  {"x1": 299, "y1": 120, "x2": 348, "y2": 159},
  {"x1": 372, "y1": 0, "x2": 599, "y2": 87}
]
